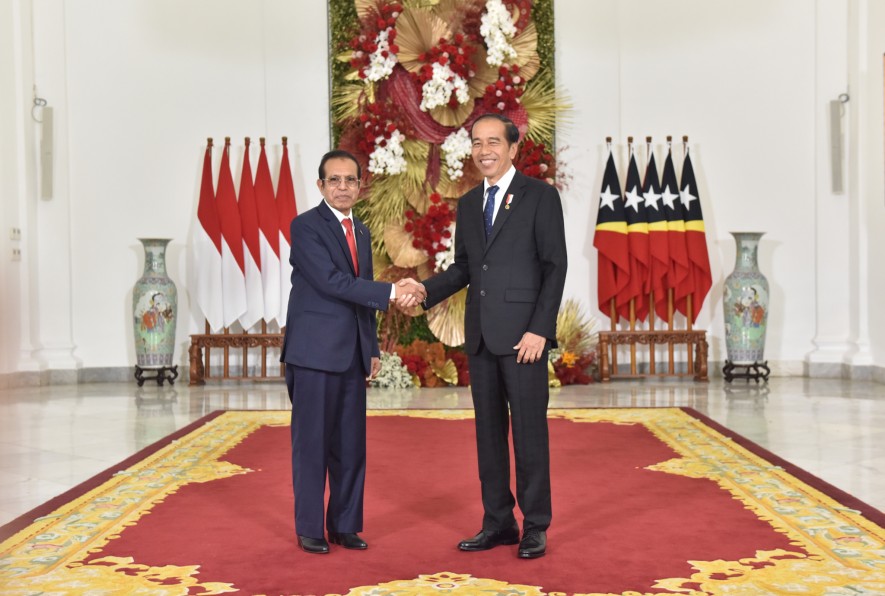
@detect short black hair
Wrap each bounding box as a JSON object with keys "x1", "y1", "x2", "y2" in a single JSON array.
[
  {"x1": 471, "y1": 113, "x2": 520, "y2": 146},
  {"x1": 318, "y1": 149, "x2": 362, "y2": 180}
]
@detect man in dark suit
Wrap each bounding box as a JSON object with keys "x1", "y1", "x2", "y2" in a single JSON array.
[
  {"x1": 415, "y1": 114, "x2": 567, "y2": 559},
  {"x1": 281, "y1": 149, "x2": 424, "y2": 554}
]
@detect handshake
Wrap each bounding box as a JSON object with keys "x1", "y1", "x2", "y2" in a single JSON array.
[{"x1": 392, "y1": 278, "x2": 427, "y2": 310}]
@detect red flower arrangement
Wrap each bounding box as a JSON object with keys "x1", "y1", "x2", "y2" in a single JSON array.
[
  {"x1": 395, "y1": 340, "x2": 452, "y2": 387},
  {"x1": 354, "y1": 101, "x2": 402, "y2": 157},
  {"x1": 404, "y1": 193, "x2": 455, "y2": 265},
  {"x1": 348, "y1": 2, "x2": 403, "y2": 79},
  {"x1": 481, "y1": 65, "x2": 525, "y2": 113},
  {"x1": 515, "y1": 137, "x2": 556, "y2": 183},
  {"x1": 414, "y1": 35, "x2": 479, "y2": 109}
]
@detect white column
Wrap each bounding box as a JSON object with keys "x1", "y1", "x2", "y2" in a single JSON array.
[
  {"x1": 0, "y1": 0, "x2": 42, "y2": 374},
  {"x1": 842, "y1": 0, "x2": 874, "y2": 376},
  {"x1": 806, "y1": 0, "x2": 854, "y2": 377},
  {"x1": 30, "y1": 0, "x2": 80, "y2": 372}
]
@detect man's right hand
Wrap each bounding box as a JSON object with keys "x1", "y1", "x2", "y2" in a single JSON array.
[{"x1": 394, "y1": 278, "x2": 426, "y2": 309}]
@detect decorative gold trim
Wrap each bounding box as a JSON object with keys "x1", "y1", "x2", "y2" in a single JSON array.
[{"x1": 3, "y1": 409, "x2": 883, "y2": 594}]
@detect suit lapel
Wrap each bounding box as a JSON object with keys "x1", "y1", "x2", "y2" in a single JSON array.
[
  {"x1": 485, "y1": 172, "x2": 526, "y2": 252},
  {"x1": 318, "y1": 200, "x2": 357, "y2": 276}
]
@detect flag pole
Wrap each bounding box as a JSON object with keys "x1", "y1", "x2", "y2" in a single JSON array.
[
  {"x1": 203, "y1": 129, "x2": 212, "y2": 375},
  {"x1": 606, "y1": 135, "x2": 616, "y2": 338},
  {"x1": 241, "y1": 141, "x2": 250, "y2": 376},
  {"x1": 222, "y1": 138, "x2": 231, "y2": 369},
  {"x1": 682, "y1": 135, "x2": 693, "y2": 333},
  {"x1": 682, "y1": 135, "x2": 695, "y2": 376},
  {"x1": 666, "y1": 135, "x2": 676, "y2": 374},
  {"x1": 606, "y1": 135, "x2": 619, "y2": 374},
  {"x1": 645, "y1": 136, "x2": 657, "y2": 375},
  {"x1": 627, "y1": 136, "x2": 638, "y2": 375}
]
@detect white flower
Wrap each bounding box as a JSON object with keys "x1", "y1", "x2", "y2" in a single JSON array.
[
  {"x1": 419, "y1": 62, "x2": 470, "y2": 111},
  {"x1": 434, "y1": 224, "x2": 456, "y2": 272},
  {"x1": 363, "y1": 27, "x2": 398, "y2": 82},
  {"x1": 368, "y1": 129, "x2": 407, "y2": 176},
  {"x1": 369, "y1": 351, "x2": 415, "y2": 389},
  {"x1": 441, "y1": 128, "x2": 472, "y2": 180},
  {"x1": 480, "y1": 0, "x2": 518, "y2": 66}
]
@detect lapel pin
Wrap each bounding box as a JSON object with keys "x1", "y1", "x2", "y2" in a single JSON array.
[{"x1": 504, "y1": 194, "x2": 514, "y2": 209}]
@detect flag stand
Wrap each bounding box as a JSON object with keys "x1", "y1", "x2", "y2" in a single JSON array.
[
  {"x1": 188, "y1": 321, "x2": 284, "y2": 385},
  {"x1": 593, "y1": 134, "x2": 711, "y2": 383},
  {"x1": 597, "y1": 296, "x2": 708, "y2": 382}
]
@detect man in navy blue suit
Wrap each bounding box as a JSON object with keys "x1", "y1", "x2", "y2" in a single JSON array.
[{"x1": 281, "y1": 149, "x2": 424, "y2": 554}]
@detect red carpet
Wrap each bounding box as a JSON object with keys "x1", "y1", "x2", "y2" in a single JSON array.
[{"x1": 2, "y1": 408, "x2": 884, "y2": 595}]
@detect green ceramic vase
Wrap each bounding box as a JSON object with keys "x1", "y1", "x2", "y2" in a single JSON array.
[
  {"x1": 723, "y1": 232, "x2": 768, "y2": 364},
  {"x1": 133, "y1": 238, "x2": 177, "y2": 367}
]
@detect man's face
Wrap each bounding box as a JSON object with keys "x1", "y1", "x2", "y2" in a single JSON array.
[
  {"x1": 317, "y1": 157, "x2": 360, "y2": 215},
  {"x1": 471, "y1": 118, "x2": 518, "y2": 185}
]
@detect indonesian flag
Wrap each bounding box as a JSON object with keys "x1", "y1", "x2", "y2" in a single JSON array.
[
  {"x1": 661, "y1": 147, "x2": 693, "y2": 317},
  {"x1": 190, "y1": 139, "x2": 224, "y2": 332},
  {"x1": 593, "y1": 152, "x2": 629, "y2": 318},
  {"x1": 217, "y1": 138, "x2": 248, "y2": 327},
  {"x1": 680, "y1": 149, "x2": 712, "y2": 323},
  {"x1": 276, "y1": 138, "x2": 298, "y2": 326},
  {"x1": 643, "y1": 151, "x2": 670, "y2": 321},
  {"x1": 255, "y1": 138, "x2": 281, "y2": 326},
  {"x1": 237, "y1": 138, "x2": 264, "y2": 329},
  {"x1": 616, "y1": 148, "x2": 649, "y2": 321}
]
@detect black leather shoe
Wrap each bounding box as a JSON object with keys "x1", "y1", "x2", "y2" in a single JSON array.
[
  {"x1": 458, "y1": 524, "x2": 520, "y2": 551},
  {"x1": 518, "y1": 529, "x2": 546, "y2": 559},
  {"x1": 328, "y1": 532, "x2": 368, "y2": 550},
  {"x1": 298, "y1": 535, "x2": 330, "y2": 554}
]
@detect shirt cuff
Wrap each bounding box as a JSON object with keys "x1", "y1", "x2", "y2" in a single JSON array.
[{"x1": 389, "y1": 283, "x2": 396, "y2": 301}]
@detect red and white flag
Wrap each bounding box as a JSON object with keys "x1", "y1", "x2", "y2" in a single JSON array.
[
  {"x1": 237, "y1": 137, "x2": 264, "y2": 329},
  {"x1": 190, "y1": 139, "x2": 224, "y2": 331},
  {"x1": 217, "y1": 138, "x2": 248, "y2": 327},
  {"x1": 255, "y1": 138, "x2": 281, "y2": 326},
  {"x1": 276, "y1": 137, "x2": 298, "y2": 326}
]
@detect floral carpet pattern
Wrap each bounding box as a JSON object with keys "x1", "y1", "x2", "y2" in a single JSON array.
[{"x1": 1, "y1": 408, "x2": 883, "y2": 595}]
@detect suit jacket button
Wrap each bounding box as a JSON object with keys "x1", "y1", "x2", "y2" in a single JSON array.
[
  {"x1": 482, "y1": 264, "x2": 488, "y2": 271},
  {"x1": 480, "y1": 290, "x2": 486, "y2": 297}
]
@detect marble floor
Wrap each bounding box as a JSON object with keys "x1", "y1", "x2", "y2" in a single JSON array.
[{"x1": 0, "y1": 377, "x2": 883, "y2": 527}]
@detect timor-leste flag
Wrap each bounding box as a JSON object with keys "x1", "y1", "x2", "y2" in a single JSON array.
[
  {"x1": 661, "y1": 148, "x2": 693, "y2": 317},
  {"x1": 679, "y1": 150, "x2": 712, "y2": 323},
  {"x1": 643, "y1": 151, "x2": 670, "y2": 321},
  {"x1": 616, "y1": 149, "x2": 649, "y2": 321},
  {"x1": 593, "y1": 152, "x2": 629, "y2": 319}
]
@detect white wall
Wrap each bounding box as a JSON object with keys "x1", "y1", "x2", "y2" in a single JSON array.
[{"x1": 2, "y1": 0, "x2": 882, "y2": 375}]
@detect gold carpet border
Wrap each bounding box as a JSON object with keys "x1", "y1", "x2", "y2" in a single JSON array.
[{"x1": 1, "y1": 409, "x2": 884, "y2": 595}]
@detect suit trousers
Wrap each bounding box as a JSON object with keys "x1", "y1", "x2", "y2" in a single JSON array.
[
  {"x1": 468, "y1": 339, "x2": 552, "y2": 532},
  {"x1": 286, "y1": 344, "x2": 366, "y2": 539}
]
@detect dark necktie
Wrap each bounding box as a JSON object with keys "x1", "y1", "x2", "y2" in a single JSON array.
[
  {"x1": 484, "y1": 185, "x2": 499, "y2": 239},
  {"x1": 342, "y1": 218, "x2": 359, "y2": 276}
]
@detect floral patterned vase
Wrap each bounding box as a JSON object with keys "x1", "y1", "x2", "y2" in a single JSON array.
[
  {"x1": 133, "y1": 238, "x2": 177, "y2": 367},
  {"x1": 723, "y1": 232, "x2": 768, "y2": 364}
]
